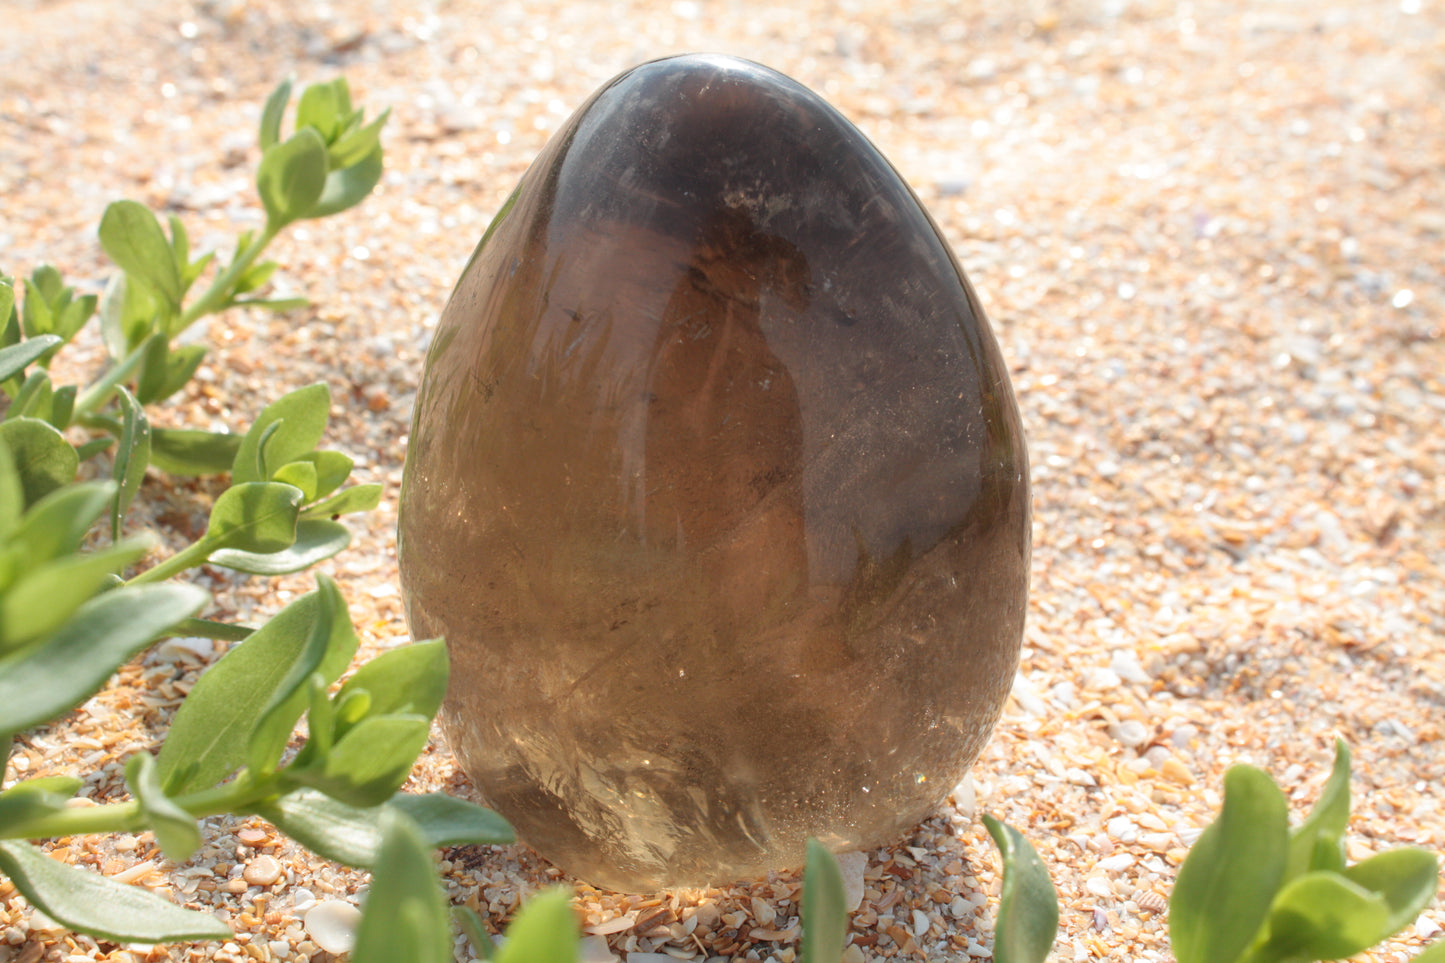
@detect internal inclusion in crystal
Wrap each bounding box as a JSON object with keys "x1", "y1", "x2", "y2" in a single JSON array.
[{"x1": 398, "y1": 53, "x2": 1030, "y2": 892}]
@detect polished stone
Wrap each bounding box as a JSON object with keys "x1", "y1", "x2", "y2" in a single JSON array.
[{"x1": 398, "y1": 53, "x2": 1030, "y2": 892}]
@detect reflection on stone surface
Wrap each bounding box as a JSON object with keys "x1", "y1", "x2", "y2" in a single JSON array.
[{"x1": 398, "y1": 54, "x2": 1031, "y2": 892}]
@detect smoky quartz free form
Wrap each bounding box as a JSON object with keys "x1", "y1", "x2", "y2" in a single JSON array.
[{"x1": 398, "y1": 54, "x2": 1030, "y2": 892}]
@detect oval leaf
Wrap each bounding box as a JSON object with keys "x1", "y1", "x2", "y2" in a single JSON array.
[
  {"x1": 352, "y1": 809, "x2": 453, "y2": 963},
  {"x1": 1168, "y1": 765, "x2": 1289, "y2": 963},
  {"x1": 301, "y1": 483, "x2": 382, "y2": 520},
  {"x1": 0, "y1": 583, "x2": 205, "y2": 733},
  {"x1": 1286, "y1": 738, "x2": 1352, "y2": 880},
  {"x1": 311, "y1": 147, "x2": 383, "y2": 219},
  {"x1": 208, "y1": 517, "x2": 350, "y2": 576},
  {"x1": 291, "y1": 714, "x2": 431, "y2": 807},
  {"x1": 0, "y1": 335, "x2": 63, "y2": 383},
  {"x1": 256, "y1": 128, "x2": 328, "y2": 230},
  {"x1": 801, "y1": 839, "x2": 849, "y2": 963},
  {"x1": 0, "y1": 536, "x2": 152, "y2": 652},
  {"x1": 1343, "y1": 847, "x2": 1440, "y2": 938},
  {"x1": 0, "y1": 839, "x2": 230, "y2": 942},
  {"x1": 149, "y1": 426, "x2": 242, "y2": 476},
  {"x1": 256, "y1": 789, "x2": 512, "y2": 870},
  {"x1": 494, "y1": 887, "x2": 579, "y2": 963},
  {"x1": 111, "y1": 386, "x2": 151, "y2": 541},
  {"x1": 984, "y1": 815, "x2": 1060, "y2": 963},
  {"x1": 230, "y1": 382, "x2": 331, "y2": 485},
  {"x1": 157, "y1": 578, "x2": 356, "y2": 794},
  {"x1": 0, "y1": 418, "x2": 78, "y2": 507},
  {"x1": 204, "y1": 481, "x2": 303, "y2": 554},
  {"x1": 98, "y1": 200, "x2": 183, "y2": 311},
  {"x1": 333, "y1": 638, "x2": 448, "y2": 738},
  {"x1": 1259, "y1": 871, "x2": 1391, "y2": 960},
  {"x1": 126, "y1": 752, "x2": 201, "y2": 863}
]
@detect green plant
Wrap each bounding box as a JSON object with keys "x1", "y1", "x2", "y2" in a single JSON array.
[
  {"x1": 962, "y1": 740, "x2": 1441, "y2": 963},
  {"x1": 0, "y1": 76, "x2": 517, "y2": 956},
  {"x1": 1170, "y1": 740, "x2": 1440, "y2": 963}
]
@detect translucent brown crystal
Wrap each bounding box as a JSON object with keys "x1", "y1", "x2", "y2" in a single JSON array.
[{"x1": 398, "y1": 54, "x2": 1030, "y2": 892}]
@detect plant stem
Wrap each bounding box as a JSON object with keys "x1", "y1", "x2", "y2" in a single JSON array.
[
  {"x1": 73, "y1": 223, "x2": 277, "y2": 418},
  {"x1": 73, "y1": 339, "x2": 150, "y2": 417},
  {"x1": 127, "y1": 539, "x2": 213, "y2": 585},
  {"x1": 3, "y1": 799, "x2": 143, "y2": 839},
  {"x1": 177, "y1": 224, "x2": 278, "y2": 332},
  {"x1": 76, "y1": 411, "x2": 123, "y2": 435},
  {"x1": 1, "y1": 773, "x2": 280, "y2": 841}
]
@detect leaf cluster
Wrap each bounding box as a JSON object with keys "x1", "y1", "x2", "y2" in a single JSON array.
[
  {"x1": 1170, "y1": 740, "x2": 1441, "y2": 963},
  {"x1": 0, "y1": 75, "x2": 526, "y2": 958}
]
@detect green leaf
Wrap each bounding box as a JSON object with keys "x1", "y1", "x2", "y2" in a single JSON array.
[
  {"x1": 259, "y1": 77, "x2": 293, "y2": 151},
  {"x1": 56, "y1": 293, "x2": 97, "y2": 346},
  {"x1": 168, "y1": 214, "x2": 190, "y2": 271},
  {"x1": 333, "y1": 638, "x2": 448, "y2": 738},
  {"x1": 111, "y1": 386, "x2": 151, "y2": 541},
  {"x1": 98, "y1": 200, "x2": 183, "y2": 312},
  {"x1": 125, "y1": 752, "x2": 201, "y2": 862},
  {"x1": 204, "y1": 481, "x2": 303, "y2": 553},
  {"x1": 233, "y1": 259, "x2": 279, "y2": 296},
  {"x1": 0, "y1": 839, "x2": 230, "y2": 942},
  {"x1": 208, "y1": 517, "x2": 349, "y2": 575},
  {"x1": 290, "y1": 714, "x2": 431, "y2": 807},
  {"x1": 1414, "y1": 940, "x2": 1445, "y2": 963},
  {"x1": 9, "y1": 480, "x2": 114, "y2": 564},
  {"x1": 136, "y1": 340, "x2": 205, "y2": 405},
  {"x1": 133, "y1": 333, "x2": 171, "y2": 405},
  {"x1": 453, "y1": 906, "x2": 497, "y2": 961},
  {"x1": 74, "y1": 436, "x2": 115, "y2": 462},
  {"x1": 494, "y1": 887, "x2": 579, "y2": 963},
  {"x1": 302, "y1": 483, "x2": 382, "y2": 520},
  {"x1": 98, "y1": 271, "x2": 159, "y2": 358},
  {"x1": 0, "y1": 583, "x2": 205, "y2": 735},
  {"x1": 149, "y1": 427, "x2": 241, "y2": 476},
  {"x1": 231, "y1": 382, "x2": 331, "y2": 485},
  {"x1": 0, "y1": 417, "x2": 77, "y2": 506},
  {"x1": 296, "y1": 79, "x2": 347, "y2": 142},
  {"x1": 256, "y1": 128, "x2": 328, "y2": 230},
  {"x1": 1343, "y1": 847, "x2": 1440, "y2": 938},
  {"x1": 984, "y1": 815, "x2": 1060, "y2": 963},
  {"x1": 232, "y1": 296, "x2": 310, "y2": 314},
  {"x1": 20, "y1": 274, "x2": 56, "y2": 339},
  {"x1": 0, "y1": 536, "x2": 151, "y2": 653},
  {"x1": 0, "y1": 777, "x2": 83, "y2": 833},
  {"x1": 256, "y1": 789, "x2": 511, "y2": 869},
  {"x1": 158, "y1": 578, "x2": 356, "y2": 794},
  {"x1": 8, "y1": 368, "x2": 53, "y2": 422},
  {"x1": 301, "y1": 449, "x2": 354, "y2": 499},
  {"x1": 1257, "y1": 871, "x2": 1391, "y2": 961},
  {"x1": 0, "y1": 279, "x2": 13, "y2": 343},
  {"x1": 273, "y1": 460, "x2": 318, "y2": 501},
  {"x1": 246, "y1": 575, "x2": 351, "y2": 777},
  {"x1": 311, "y1": 146, "x2": 383, "y2": 219},
  {"x1": 1168, "y1": 765, "x2": 1289, "y2": 963},
  {"x1": 388, "y1": 792, "x2": 515, "y2": 848},
  {"x1": 0, "y1": 335, "x2": 62, "y2": 382},
  {"x1": 0, "y1": 442, "x2": 19, "y2": 541},
  {"x1": 351, "y1": 809, "x2": 453, "y2": 963},
  {"x1": 1286, "y1": 739, "x2": 1351, "y2": 882},
  {"x1": 181, "y1": 250, "x2": 215, "y2": 293},
  {"x1": 48, "y1": 384, "x2": 76, "y2": 430},
  {"x1": 328, "y1": 107, "x2": 390, "y2": 169},
  {"x1": 801, "y1": 839, "x2": 848, "y2": 963}
]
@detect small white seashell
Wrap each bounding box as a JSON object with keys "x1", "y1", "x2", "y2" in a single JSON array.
[{"x1": 304, "y1": 900, "x2": 362, "y2": 955}]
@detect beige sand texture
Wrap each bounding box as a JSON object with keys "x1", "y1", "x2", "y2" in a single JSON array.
[{"x1": 2, "y1": 1, "x2": 1442, "y2": 961}]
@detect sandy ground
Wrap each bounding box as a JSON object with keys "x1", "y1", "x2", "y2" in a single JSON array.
[{"x1": 2, "y1": 0, "x2": 1443, "y2": 961}]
